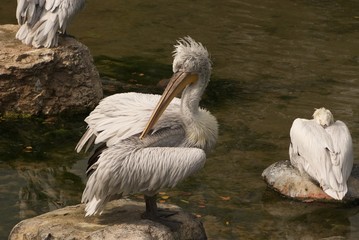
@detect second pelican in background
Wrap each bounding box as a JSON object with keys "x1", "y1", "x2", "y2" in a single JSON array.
[
  {"x1": 289, "y1": 107, "x2": 353, "y2": 200},
  {"x1": 16, "y1": 0, "x2": 85, "y2": 48}
]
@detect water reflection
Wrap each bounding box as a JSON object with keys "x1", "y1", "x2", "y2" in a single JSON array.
[
  {"x1": 262, "y1": 190, "x2": 359, "y2": 239},
  {"x1": 1, "y1": 0, "x2": 359, "y2": 239},
  {"x1": 17, "y1": 164, "x2": 84, "y2": 217},
  {"x1": 0, "y1": 118, "x2": 86, "y2": 238}
]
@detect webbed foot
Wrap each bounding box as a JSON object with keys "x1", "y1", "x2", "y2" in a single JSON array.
[{"x1": 142, "y1": 195, "x2": 181, "y2": 230}]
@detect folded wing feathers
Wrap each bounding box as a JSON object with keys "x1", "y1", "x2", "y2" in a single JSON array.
[
  {"x1": 82, "y1": 146, "x2": 206, "y2": 216},
  {"x1": 76, "y1": 93, "x2": 183, "y2": 152},
  {"x1": 325, "y1": 120, "x2": 353, "y2": 193}
]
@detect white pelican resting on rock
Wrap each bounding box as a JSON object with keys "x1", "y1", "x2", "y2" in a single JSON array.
[
  {"x1": 289, "y1": 107, "x2": 353, "y2": 200},
  {"x1": 16, "y1": 0, "x2": 85, "y2": 48},
  {"x1": 76, "y1": 37, "x2": 218, "y2": 220}
]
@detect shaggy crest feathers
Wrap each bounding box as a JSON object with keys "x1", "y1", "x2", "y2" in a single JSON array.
[{"x1": 172, "y1": 36, "x2": 212, "y2": 74}]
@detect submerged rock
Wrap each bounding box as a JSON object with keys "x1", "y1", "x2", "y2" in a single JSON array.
[
  {"x1": 262, "y1": 160, "x2": 359, "y2": 202},
  {"x1": 0, "y1": 24, "x2": 103, "y2": 116},
  {"x1": 9, "y1": 199, "x2": 207, "y2": 240}
]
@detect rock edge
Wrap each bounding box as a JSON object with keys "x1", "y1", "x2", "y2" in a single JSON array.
[{"x1": 9, "y1": 199, "x2": 207, "y2": 240}]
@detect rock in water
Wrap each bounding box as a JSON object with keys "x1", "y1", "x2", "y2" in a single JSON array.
[
  {"x1": 9, "y1": 199, "x2": 207, "y2": 240},
  {"x1": 262, "y1": 160, "x2": 359, "y2": 202},
  {"x1": 0, "y1": 24, "x2": 103, "y2": 116}
]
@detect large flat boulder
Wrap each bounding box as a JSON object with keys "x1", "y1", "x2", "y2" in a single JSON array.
[
  {"x1": 0, "y1": 24, "x2": 103, "y2": 116},
  {"x1": 9, "y1": 199, "x2": 207, "y2": 240}
]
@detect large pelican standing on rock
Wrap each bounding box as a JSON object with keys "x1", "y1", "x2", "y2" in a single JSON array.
[
  {"x1": 289, "y1": 107, "x2": 353, "y2": 200},
  {"x1": 16, "y1": 0, "x2": 85, "y2": 48},
  {"x1": 76, "y1": 37, "x2": 218, "y2": 220}
]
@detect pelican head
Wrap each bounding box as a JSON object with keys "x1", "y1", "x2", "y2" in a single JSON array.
[
  {"x1": 140, "y1": 37, "x2": 211, "y2": 139},
  {"x1": 172, "y1": 36, "x2": 212, "y2": 93},
  {"x1": 313, "y1": 107, "x2": 334, "y2": 128}
]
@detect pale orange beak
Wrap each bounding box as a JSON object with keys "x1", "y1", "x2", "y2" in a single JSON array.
[{"x1": 139, "y1": 71, "x2": 198, "y2": 139}]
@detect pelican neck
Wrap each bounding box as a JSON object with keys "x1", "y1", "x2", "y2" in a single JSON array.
[{"x1": 180, "y1": 86, "x2": 202, "y2": 125}]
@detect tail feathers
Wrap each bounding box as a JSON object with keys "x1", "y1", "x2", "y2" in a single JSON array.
[
  {"x1": 83, "y1": 197, "x2": 104, "y2": 216},
  {"x1": 16, "y1": 16, "x2": 60, "y2": 48},
  {"x1": 33, "y1": 18, "x2": 59, "y2": 48},
  {"x1": 324, "y1": 186, "x2": 347, "y2": 200},
  {"x1": 321, "y1": 168, "x2": 347, "y2": 200},
  {"x1": 16, "y1": 24, "x2": 31, "y2": 42},
  {"x1": 82, "y1": 176, "x2": 110, "y2": 216}
]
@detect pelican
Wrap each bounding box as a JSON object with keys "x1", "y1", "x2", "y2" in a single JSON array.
[
  {"x1": 75, "y1": 37, "x2": 218, "y2": 220},
  {"x1": 289, "y1": 107, "x2": 353, "y2": 200},
  {"x1": 16, "y1": 0, "x2": 85, "y2": 48}
]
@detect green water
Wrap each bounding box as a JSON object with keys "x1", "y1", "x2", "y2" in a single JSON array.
[{"x1": 1, "y1": 0, "x2": 359, "y2": 239}]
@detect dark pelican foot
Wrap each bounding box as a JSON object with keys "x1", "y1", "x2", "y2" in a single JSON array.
[
  {"x1": 60, "y1": 31, "x2": 76, "y2": 39},
  {"x1": 141, "y1": 195, "x2": 181, "y2": 230}
]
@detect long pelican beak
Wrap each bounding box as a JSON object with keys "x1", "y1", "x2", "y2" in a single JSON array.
[{"x1": 139, "y1": 71, "x2": 198, "y2": 140}]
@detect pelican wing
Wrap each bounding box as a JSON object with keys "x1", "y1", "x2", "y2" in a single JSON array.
[
  {"x1": 289, "y1": 119, "x2": 336, "y2": 193},
  {"x1": 325, "y1": 120, "x2": 353, "y2": 189},
  {"x1": 82, "y1": 144, "x2": 206, "y2": 216},
  {"x1": 75, "y1": 92, "x2": 184, "y2": 153}
]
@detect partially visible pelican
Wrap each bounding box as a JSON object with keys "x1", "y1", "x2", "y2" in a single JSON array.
[
  {"x1": 76, "y1": 37, "x2": 218, "y2": 219},
  {"x1": 16, "y1": 0, "x2": 85, "y2": 48},
  {"x1": 289, "y1": 107, "x2": 353, "y2": 200}
]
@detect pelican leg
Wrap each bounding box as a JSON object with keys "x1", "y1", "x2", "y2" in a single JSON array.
[
  {"x1": 144, "y1": 194, "x2": 158, "y2": 218},
  {"x1": 142, "y1": 195, "x2": 180, "y2": 230}
]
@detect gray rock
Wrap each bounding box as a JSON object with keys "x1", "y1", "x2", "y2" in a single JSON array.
[
  {"x1": 0, "y1": 24, "x2": 103, "y2": 116},
  {"x1": 9, "y1": 199, "x2": 207, "y2": 240},
  {"x1": 262, "y1": 160, "x2": 359, "y2": 202}
]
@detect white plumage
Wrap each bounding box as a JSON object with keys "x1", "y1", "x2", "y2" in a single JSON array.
[
  {"x1": 76, "y1": 37, "x2": 218, "y2": 217},
  {"x1": 16, "y1": 0, "x2": 85, "y2": 48},
  {"x1": 76, "y1": 93, "x2": 183, "y2": 152},
  {"x1": 289, "y1": 107, "x2": 353, "y2": 200}
]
